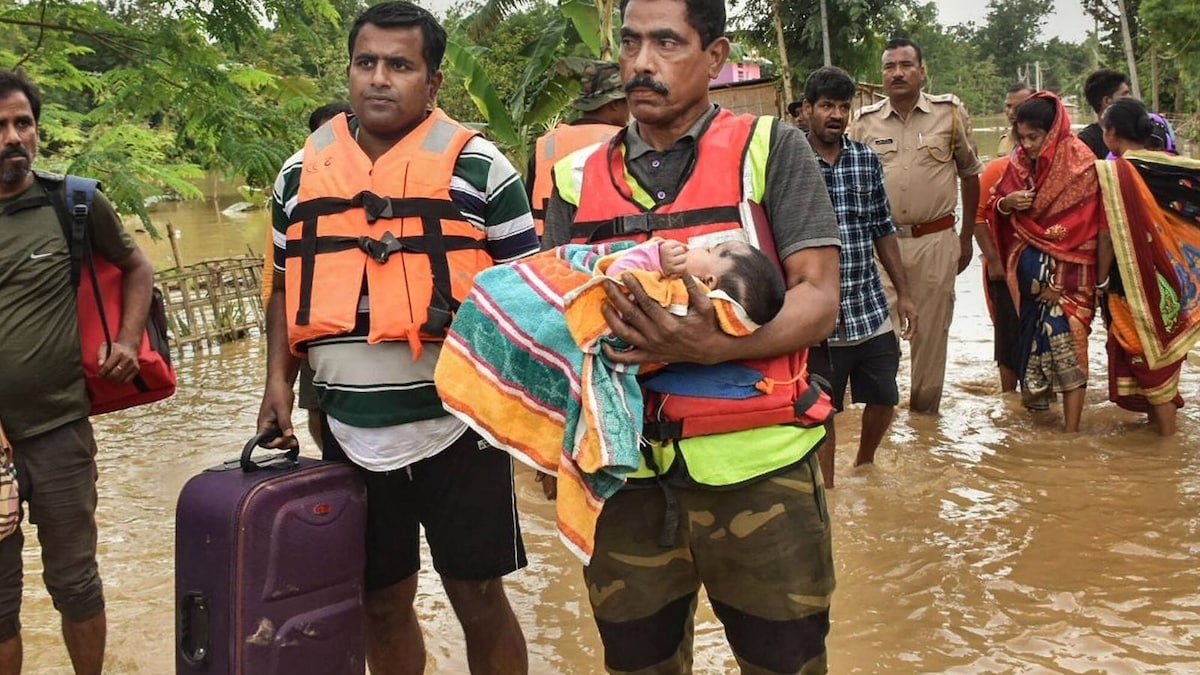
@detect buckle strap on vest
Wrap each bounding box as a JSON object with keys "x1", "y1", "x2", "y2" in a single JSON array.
[
  {"x1": 285, "y1": 233, "x2": 485, "y2": 264},
  {"x1": 291, "y1": 193, "x2": 465, "y2": 225},
  {"x1": 572, "y1": 205, "x2": 742, "y2": 243}
]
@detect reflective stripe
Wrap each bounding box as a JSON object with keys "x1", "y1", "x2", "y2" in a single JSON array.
[
  {"x1": 310, "y1": 121, "x2": 337, "y2": 153},
  {"x1": 744, "y1": 116, "x2": 774, "y2": 203},
  {"x1": 620, "y1": 154, "x2": 657, "y2": 210},
  {"x1": 554, "y1": 149, "x2": 590, "y2": 207},
  {"x1": 421, "y1": 118, "x2": 460, "y2": 154},
  {"x1": 542, "y1": 135, "x2": 556, "y2": 160}
]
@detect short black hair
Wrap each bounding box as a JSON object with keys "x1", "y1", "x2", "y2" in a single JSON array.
[
  {"x1": 348, "y1": 1, "x2": 447, "y2": 77},
  {"x1": 308, "y1": 101, "x2": 354, "y2": 132},
  {"x1": 1007, "y1": 80, "x2": 1035, "y2": 95},
  {"x1": 884, "y1": 37, "x2": 922, "y2": 65},
  {"x1": 1102, "y1": 97, "x2": 1155, "y2": 147},
  {"x1": 1014, "y1": 96, "x2": 1056, "y2": 134},
  {"x1": 1083, "y1": 68, "x2": 1129, "y2": 114},
  {"x1": 803, "y1": 66, "x2": 856, "y2": 106},
  {"x1": 715, "y1": 243, "x2": 786, "y2": 326},
  {"x1": 619, "y1": 0, "x2": 726, "y2": 48},
  {"x1": 0, "y1": 69, "x2": 41, "y2": 122}
]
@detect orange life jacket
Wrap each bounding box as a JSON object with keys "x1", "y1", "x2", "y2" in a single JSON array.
[
  {"x1": 569, "y1": 109, "x2": 833, "y2": 439},
  {"x1": 530, "y1": 122, "x2": 620, "y2": 236},
  {"x1": 284, "y1": 110, "x2": 493, "y2": 358}
]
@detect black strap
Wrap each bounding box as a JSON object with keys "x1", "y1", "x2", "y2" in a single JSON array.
[
  {"x1": 294, "y1": 216, "x2": 319, "y2": 326},
  {"x1": 642, "y1": 420, "x2": 683, "y2": 442},
  {"x1": 291, "y1": 193, "x2": 465, "y2": 226},
  {"x1": 289, "y1": 192, "x2": 477, "y2": 332},
  {"x1": 284, "y1": 233, "x2": 485, "y2": 262},
  {"x1": 572, "y1": 205, "x2": 742, "y2": 243},
  {"x1": 637, "y1": 442, "x2": 679, "y2": 549},
  {"x1": 418, "y1": 214, "x2": 456, "y2": 337},
  {"x1": 793, "y1": 373, "x2": 830, "y2": 417}
]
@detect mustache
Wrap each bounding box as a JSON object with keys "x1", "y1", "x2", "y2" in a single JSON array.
[
  {"x1": 0, "y1": 146, "x2": 30, "y2": 161},
  {"x1": 624, "y1": 75, "x2": 669, "y2": 96}
]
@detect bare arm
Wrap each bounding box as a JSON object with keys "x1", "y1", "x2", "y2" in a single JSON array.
[
  {"x1": 257, "y1": 268, "x2": 302, "y2": 447},
  {"x1": 875, "y1": 233, "x2": 917, "y2": 340},
  {"x1": 601, "y1": 245, "x2": 840, "y2": 365},
  {"x1": 973, "y1": 218, "x2": 1004, "y2": 280},
  {"x1": 1097, "y1": 230, "x2": 1114, "y2": 292},
  {"x1": 957, "y1": 174, "x2": 981, "y2": 274},
  {"x1": 99, "y1": 247, "x2": 155, "y2": 383}
]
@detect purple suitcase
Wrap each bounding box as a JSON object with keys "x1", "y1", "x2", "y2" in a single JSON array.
[{"x1": 175, "y1": 434, "x2": 367, "y2": 674}]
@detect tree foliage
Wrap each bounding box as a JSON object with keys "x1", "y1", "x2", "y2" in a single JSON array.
[
  {"x1": 0, "y1": 0, "x2": 349, "y2": 235},
  {"x1": 973, "y1": 0, "x2": 1054, "y2": 82}
]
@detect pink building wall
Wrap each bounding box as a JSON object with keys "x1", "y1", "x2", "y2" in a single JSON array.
[{"x1": 710, "y1": 62, "x2": 762, "y2": 85}]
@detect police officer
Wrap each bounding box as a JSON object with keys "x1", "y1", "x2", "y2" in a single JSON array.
[
  {"x1": 850, "y1": 36, "x2": 983, "y2": 414},
  {"x1": 527, "y1": 61, "x2": 628, "y2": 236}
]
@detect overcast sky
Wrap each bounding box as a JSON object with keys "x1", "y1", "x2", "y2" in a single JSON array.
[
  {"x1": 420, "y1": 0, "x2": 1095, "y2": 44},
  {"x1": 931, "y1": 0, "x2": 1092, "y2": 43}
]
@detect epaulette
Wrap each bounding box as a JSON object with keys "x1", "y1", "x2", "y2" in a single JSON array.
[
  {"x1": 927, "y1": 92, "x2": 963, "y2": 107},
  {"x1": 32, "y1": 168, "x2": 66, "y2": 182},
  {"x1": 859, "y1": 99, "x2": 887, "y2": 115}
]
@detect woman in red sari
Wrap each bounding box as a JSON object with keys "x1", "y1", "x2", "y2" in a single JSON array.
[{"x1": 991, "y1": 92, "x2": 1106, "y2": 432}]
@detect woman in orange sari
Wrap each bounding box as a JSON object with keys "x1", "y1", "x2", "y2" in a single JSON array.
[
  {"x1": 1096, "y1": 98, "x2": 1200, "y2": 435},
  {"x1": 992, "y1": 92, "x2": 1106, "y2": 432}
]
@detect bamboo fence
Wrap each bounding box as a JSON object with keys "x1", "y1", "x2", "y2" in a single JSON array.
[{"x1": 156, "y1": 255, "x2": 266, "y2": 358}]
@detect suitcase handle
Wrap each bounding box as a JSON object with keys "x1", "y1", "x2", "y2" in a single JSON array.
[
  {"x1": 177, "y1": 591, "x2": 210, "y2": 666},
  {"x1": 241, "y1": 431, "x2": 300, "y2": 473}
]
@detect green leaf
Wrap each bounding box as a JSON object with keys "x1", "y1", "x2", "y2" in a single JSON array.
[
  {"x1": 561, "y1": 0, "x2": 602, "y2": 57},
  {"x1": 443, "y1": 33, "x2": 519, "y2": 145}
]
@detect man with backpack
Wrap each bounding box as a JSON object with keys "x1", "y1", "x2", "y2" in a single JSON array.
[{"x1": 0, "y1": 68, "x2": 154, "y2": 675}]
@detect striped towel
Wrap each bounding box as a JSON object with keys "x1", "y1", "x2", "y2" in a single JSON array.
[{"x1": 435, "y1": 241, "x2": 757, "y2": 563}]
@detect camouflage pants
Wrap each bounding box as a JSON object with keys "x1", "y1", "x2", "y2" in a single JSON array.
[{"x1": 585, "y1": 452, "x2": 835, "y2": 674}]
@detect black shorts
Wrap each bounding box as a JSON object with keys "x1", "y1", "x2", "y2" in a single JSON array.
[
  {"x1": 808, "y1": 332, "x2": 900, "y2": 411},
  {"x1": 986, "y1": 279, "x2": 1021, "y2": 370},
  {"x1": 321, "y1": 426, "x2": 526, "y2": 590}
]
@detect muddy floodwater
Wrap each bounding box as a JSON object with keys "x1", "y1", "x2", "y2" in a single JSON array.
[{"x1": 15, "y1": 164, "x2": 1200, "y2": 673}]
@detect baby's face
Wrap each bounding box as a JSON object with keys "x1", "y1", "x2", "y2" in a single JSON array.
[{"x1": 685, "y1": 240, "x2": 748, "y2": 284}]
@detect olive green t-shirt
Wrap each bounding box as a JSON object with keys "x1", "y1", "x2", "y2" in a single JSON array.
[{"x1": 0, "y1": 180, "x2": 136, "y2": 440}]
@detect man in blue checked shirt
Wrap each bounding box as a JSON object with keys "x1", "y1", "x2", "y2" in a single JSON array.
[{"x1": 800, "y1": 66, "x2": 917, "y2": 489}]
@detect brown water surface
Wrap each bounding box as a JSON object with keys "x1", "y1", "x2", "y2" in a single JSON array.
[{"x1": 16, "y1": 172, "x2": 1200, "y2": 674}]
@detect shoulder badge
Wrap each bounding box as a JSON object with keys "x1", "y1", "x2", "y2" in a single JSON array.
[
  {"x1": 927, "y1": 92, "x2": 964, "y2": 107},
  {"x1": 32, "y1": 168, "x2": 65, "y2": 182},
  {"x1": 860, "y1": 99, "x2": 886, "y2": 114}
]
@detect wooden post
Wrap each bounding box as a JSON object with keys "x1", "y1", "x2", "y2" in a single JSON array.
[
  {"x1": 819, "y1": 0, "x2": 831, "y2": 67},
  {"x1": 1116, "y1": 0, "x2": 1141, "y2": 99},
  {"x1": 166, "y1": 222, "x2": 185, "y2": 271},
  {"x1": 1150, "y1": 43, "x2": 1159, "y2": 111},
  {"x1": 771, "y1": 0, "x2": 793, "y2": 108}
]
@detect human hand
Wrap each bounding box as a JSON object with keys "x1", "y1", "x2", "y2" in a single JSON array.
[
  {"x1": 957, "y1": 236, "x2": 974, "y2": 275},
  {"x1": 256, "y1": 380, "x2": 299, "y2": 449},
  {"x1": 1036, "y1": 284, "x2": 1063, "y2": 305},
  {"x1": 1003, "y1": 190, "x2": 1036, "y2": 212},
  {"x1": 600, "y1": 273, "x2": 722, "y2": 365},
  {"x1": 97, "y1": 341, "x2": 139, "y2": 383},
  {"x1": 896, "y1": 295, "x2": 918, "y2": 340},
  {"x1": 985, "y1": 255, "x2": 1006, "y2": 281},
  {"x1": 534, "y1": 471, "x2": 557, "y2": 500},
  {"x1": 658, "y1": 240, "x2": 688, "y2": 277}
]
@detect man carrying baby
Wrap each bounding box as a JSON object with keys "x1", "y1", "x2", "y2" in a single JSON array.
[{"x1": 538, "y1": 0, "x2": 842, "y2": 671}]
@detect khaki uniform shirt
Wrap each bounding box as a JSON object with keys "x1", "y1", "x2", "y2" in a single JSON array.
[
  {"x1": 997, "y1": 131, "x2": 1014, "y2": 157},
  {"x1": 849, "y1": 91, "x2": 983, "y2": 226}
]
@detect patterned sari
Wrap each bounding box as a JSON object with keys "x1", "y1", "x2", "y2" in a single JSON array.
[
  {"x1": 992, "y1": 92, "x2": 1105, "y2": 409},
  {"x1": 1096, "y1": 151, "x2": 1200, "y2": 411}
]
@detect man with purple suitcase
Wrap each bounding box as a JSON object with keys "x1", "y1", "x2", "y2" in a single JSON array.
[{"x1": 257, "y1": 3, "x2": 538, "y2": 674}]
